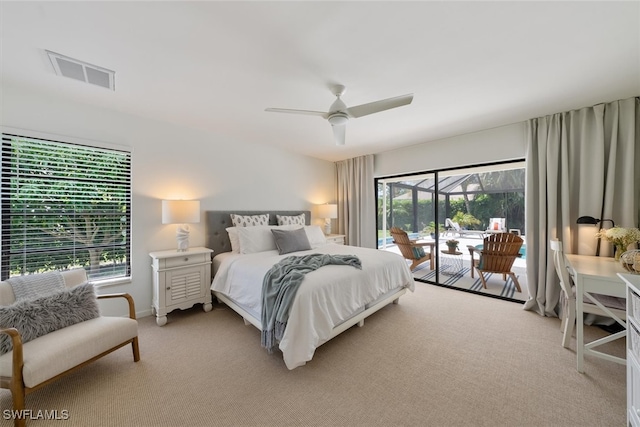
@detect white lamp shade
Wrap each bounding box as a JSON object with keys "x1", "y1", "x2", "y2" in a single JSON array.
[
  {"x1": 316, "y1": 204, "x2": 337, "y2": 219},
  {"x1": 162, "y1": 200, "x2": 200, "y2": 224}
]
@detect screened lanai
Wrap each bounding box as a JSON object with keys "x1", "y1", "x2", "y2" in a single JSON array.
[
  {"x1": 377, "y1": 162, "x2": 525, "y2": 242},
  {"x1": 376, "y1": 161, "x2": 527, "y2": 302}
]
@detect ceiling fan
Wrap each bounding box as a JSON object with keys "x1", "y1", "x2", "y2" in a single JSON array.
[{"x1": 265, "y1": 85, "x2": 414, "y2": 146}]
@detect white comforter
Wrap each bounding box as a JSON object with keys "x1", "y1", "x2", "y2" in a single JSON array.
[{"x1": 211, "y1": 244, "x2": 414, "y2": 369}]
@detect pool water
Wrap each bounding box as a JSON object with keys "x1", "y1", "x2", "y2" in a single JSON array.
[{"x1": 378, "y1": 233, "x2": 421, "y2": 246}]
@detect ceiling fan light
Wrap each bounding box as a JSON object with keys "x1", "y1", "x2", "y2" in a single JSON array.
[{"x1": 328, "y1": 113, "x2": 348, "y2": 126}]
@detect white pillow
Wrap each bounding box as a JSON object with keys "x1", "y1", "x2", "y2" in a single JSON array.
[
  {"x1": 237, "y1": 225, "x2": 296, "y2": 254},
  {"x1": 304, "y1": 225, "x2": 327, "y2": 248},
  {"x1": 230, "y1": 213, "x2": 269, "y2": 227},
  {"x1": 276, "y1": 213, "x2": 306, "y2": 226},
  {"x1": 226, "y1": 227, "x2": 240, "y2": 253}
]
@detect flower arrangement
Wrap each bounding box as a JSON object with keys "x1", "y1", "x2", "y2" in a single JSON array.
[{"x1": 595, "y1": 227, "x2": 640, "y2": 260}]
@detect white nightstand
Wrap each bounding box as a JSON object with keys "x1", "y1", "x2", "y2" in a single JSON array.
[
  {"x1": 149, "y1": 247, "x2": 213, "y2": 326},
  {"x1": 325, "y1": 234, "x2": 345, "y2": 245}
]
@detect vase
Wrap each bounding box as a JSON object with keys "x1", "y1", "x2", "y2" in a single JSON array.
[
  {"x1": 447, "y1": 245, "x2": 458, "y2": 253},
  {"x1": 615, "y1": 244, "x2": 625, "y2": 261}
]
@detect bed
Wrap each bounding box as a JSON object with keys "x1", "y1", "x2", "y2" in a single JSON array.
[{"x1": 206, "y1": 210, "x2": 414, "y2": 369}]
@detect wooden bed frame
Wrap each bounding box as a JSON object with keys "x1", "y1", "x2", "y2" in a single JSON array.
[{"x1": 205, "y1": 210, "x2": 407, "y2": 345}]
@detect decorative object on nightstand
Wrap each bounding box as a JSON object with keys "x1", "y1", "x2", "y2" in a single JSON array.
[
  {"x1": 316, "y1": 203, "x2": 338, "y2": 235},
  {"x1": 149, "y1": 247, "x2": 213, "y2": 326},
  {"x1": 325, "y1": 234, "x2": 345, "y2": 245},
  {"x1": 162, "y1": 199, "x2": 200, "y2": 251}
]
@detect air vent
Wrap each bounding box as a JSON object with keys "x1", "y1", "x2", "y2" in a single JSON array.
[{"x1": 46, "y1": 50, "x2": 115, "y2": 91}]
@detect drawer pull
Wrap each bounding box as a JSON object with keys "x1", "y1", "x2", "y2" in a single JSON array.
[{"x1": 184, "y1": 257, "x2": 189, "y2": 262}]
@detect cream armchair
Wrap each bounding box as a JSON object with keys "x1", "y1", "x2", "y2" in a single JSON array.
[{"x1": 0, "y1": 269, "x2": 139, "y2": 427}]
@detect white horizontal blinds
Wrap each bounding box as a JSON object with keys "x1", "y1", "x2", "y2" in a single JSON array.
[{"x1": 1, "y1": 132, "x2": 132, "y2": 281}]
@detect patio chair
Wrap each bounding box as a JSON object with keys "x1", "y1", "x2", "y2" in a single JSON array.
[
  {"x1": 445, "y1": 218, "x2": 463, "y2": 237},
  {"x1": 445, "y1": 218, "x2": 486, "y2": 239},
  {"x1": 390, "y1": 227, "x2": 435, "y2": 271},
  {"x1": 468, "y1": 232, "x2": 523, "y2": 292},
  {"x1": 486, "y1": 218, "x2": 506, "y2": 233}
]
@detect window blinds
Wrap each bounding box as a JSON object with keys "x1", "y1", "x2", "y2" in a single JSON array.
[{"x1": 1, "y1": 132, "x2": 132, "y2": 281}]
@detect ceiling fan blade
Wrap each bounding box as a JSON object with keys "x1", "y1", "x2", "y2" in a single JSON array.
[
  {"x1": 332, "y1": 123, "x2": 346, "y2": 146},
  {"x1": 346, "y1": 94, "x2": 414, "y2": 118},
  {"x1": 265, "y1": 108, "x2": 328, "y2": 118}
]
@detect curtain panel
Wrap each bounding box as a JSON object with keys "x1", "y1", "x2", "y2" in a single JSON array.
[
  {"x1": 335, "y1": 155, "x2": 376, "y2": 248},
  {"x1": 524, "y1": 96, "x2": 640, "y2": 316}
]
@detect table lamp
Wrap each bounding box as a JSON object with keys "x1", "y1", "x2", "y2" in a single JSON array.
[
  {"x1": 576, "y1": 216, "x2": 615, "y2": 228},
  {"x1": 576, "y1": 215, "x2": 615, "y2": 256},
  {"x1": 317, "y1": 203, "x2": 338, "y2": 235},
  {"x1": 162, "y1": 200, "x2": 200, "y2": 251}
]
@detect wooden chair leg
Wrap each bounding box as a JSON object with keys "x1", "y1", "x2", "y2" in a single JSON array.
[
  {"x1": 131, "y1": 337, "x2": 140, "y2": 362},
  {"x1": 11, "y1": 379, "x2": 26, "y2": 427},
  {"x1": 562, "y1": 300, "x2": 577, "y2": 348},
  {"x1": 509, "y1": 273, "x2": 522, "y2": 292},
  {"x1": 560, "y1": 297, "x2": 567, "y2": 332},
  {"x1": 477, "y1": 269, "x2": 488, "y2": 289}
]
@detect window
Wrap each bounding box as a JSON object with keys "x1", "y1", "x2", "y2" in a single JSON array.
[{"x1": 1, "y1": 130, "x2": 132, "y2": 282}]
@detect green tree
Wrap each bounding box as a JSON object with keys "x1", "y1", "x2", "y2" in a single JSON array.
[{"x1": 6, "y1": 139, "x2": 130, "y2": 277}]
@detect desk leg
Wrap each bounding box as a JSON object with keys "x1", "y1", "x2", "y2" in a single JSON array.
[{"x1": 576, "y1": 276, "x2": 585, "y2": 373}]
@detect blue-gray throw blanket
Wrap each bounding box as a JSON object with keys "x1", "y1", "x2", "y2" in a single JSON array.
[{"x1": 261, "y1": 253, "x2": 362, "y2": 351}]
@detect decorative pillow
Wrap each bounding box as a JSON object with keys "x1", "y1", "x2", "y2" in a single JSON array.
[
  {"x1": 304, "y1": 225, "x2": 327, "y2": 248},
  {"x1": 0, "y1": 283, "x2": 100, "y2": 355},
  {"x1": 411, "y1": 246, "x2": 425, "y2": 259},
  {"x1": 226, "y1": 227, "x2": 240, "y2": 253},
  {"x1": 271, "y1": 228, "x2": 312, "y2": 255},
  {"x1": 230, "y1": 214, "x2": 269, "y2": 227},
  {"x1": 276, "y1": 214, "x2": 306, "y2": 226}
]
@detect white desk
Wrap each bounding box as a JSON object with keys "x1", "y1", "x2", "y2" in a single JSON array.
[{"x1": 565, "y1": 254, "x2": 627, "y2": 373}]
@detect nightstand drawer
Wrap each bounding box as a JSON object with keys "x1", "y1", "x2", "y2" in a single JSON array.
[
  {"x1": 164, "y1": 253, "x2": 208, "y2": 268},
  {"x1": 326, "y1": 234, "x2": 345, "y2": 245}
]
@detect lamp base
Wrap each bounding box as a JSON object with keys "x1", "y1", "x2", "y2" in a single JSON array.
[
  {"x1": 176, "y1": 224, "x2": 190, "y2": 252},
  {"x1": 324, "y1": 219, "x2": 332, "y2": 235}
]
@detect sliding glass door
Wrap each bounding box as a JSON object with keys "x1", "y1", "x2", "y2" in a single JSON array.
[
  {"x1": 377, "y1": 172, "x2": 438, "y2": 253},
  {"x1": 376, "y1": 160, "x2": 527, "y2": 302}
]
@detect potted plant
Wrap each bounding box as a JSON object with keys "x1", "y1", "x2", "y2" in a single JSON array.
[
  {"x1": 422, "y1": 221, "x2": 437, "y2": 239},
  {"x1": 446, "y1": 239, "x2": 459, "y2": 253}
]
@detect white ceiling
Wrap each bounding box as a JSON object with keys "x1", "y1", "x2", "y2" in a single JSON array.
[{"x1": 1, "y1": 1, "x2": 639, "y2": 162}]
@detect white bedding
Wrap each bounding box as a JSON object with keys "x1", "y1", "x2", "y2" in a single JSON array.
[{"x1": 211, "y1": 243, "x2": 414, "y2": 369}]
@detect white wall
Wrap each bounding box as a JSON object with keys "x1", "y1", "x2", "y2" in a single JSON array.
[
  {"x1": 374, "y1": 122, "x2": 527, "y2": 177},
  {"x1": 1, "y1": 84, "x2": 335, "y2": 317}
]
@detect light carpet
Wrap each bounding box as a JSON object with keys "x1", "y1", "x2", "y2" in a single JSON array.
[
  {"x1": 412, "y1": 264, "x2": 528, "y2": 302},
  {"x1": 0, "y1": 282, "x2": 624, "y2": 427}
]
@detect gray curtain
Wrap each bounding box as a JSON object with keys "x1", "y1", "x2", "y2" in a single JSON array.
[
  {"x1": 336, "y1": 155, "x2": 376, "y2": 248},
  {"x1": 524, "y1": 96, "x2": 640, "y2": 316}
]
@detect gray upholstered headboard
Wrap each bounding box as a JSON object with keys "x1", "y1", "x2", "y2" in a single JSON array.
[{"x1": 205, "y1": 210, "x2": 311, "y2": 255}]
